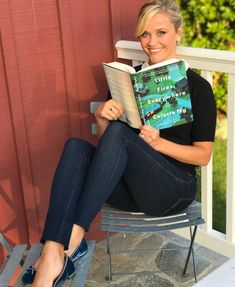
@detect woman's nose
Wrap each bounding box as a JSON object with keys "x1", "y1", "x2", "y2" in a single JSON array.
[{"x1": 148, "y1": 35, "x2": 158, "y2": 46}]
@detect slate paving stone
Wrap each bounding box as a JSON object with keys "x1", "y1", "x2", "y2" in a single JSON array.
[
  {"x1": 85, "y1": 232, "x2": 228, "y2": 287},
  {"x1": 155, "y1": 242, "x2": 209, "y2": 283},
  {"x1": 111, "y1": 273, "x2": 175, "y2": 287}
]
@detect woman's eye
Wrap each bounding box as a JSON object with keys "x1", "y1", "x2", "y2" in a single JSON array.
[
  {"x1": 141, "y1": 32, "x2": 148, "y2": 38},
  {"x1": 158, "y1": 31, "x2": 166, "y2": 36}
]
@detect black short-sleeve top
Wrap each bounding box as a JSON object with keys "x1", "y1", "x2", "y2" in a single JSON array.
[
  {"x1": 160, "y1": 68, "x2": 217, "y2": 176},
  {"x1": 107, "y1": 67, "x2": 217, "y2": 177}
]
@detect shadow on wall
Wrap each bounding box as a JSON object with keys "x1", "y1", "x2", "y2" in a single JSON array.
[{"x1": 0, "y1": 64, "x2": 107, "y2": 261}]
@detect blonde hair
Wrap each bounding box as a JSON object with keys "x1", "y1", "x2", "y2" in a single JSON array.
[{"x1": 135, "y1": 0, "x2": 182, "y2": 38}]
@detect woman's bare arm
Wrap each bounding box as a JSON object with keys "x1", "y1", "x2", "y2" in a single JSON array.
[
  {"x1": 94, "y1": 100, "x2": 124, "y2": 137},
  {"x1": 140, "y1": 125, "x2": 213, "y2": 166}
]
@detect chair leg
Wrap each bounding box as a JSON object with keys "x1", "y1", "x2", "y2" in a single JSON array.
[
  {"x1": 183, "y1": 225, "x2": 198, "y2": 283},
  {"x1": 190, "y1": 227, "x2": 197, "y2": 283},
  {"x1": 105, "y1": 231, "x2": 113, "y2": 285}
]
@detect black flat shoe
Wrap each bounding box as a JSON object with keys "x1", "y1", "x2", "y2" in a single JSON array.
[
  {"x1": 21, "y1": 265, "x2": 36, "y2": 284},
  {"x1": 70, "y1": 239, "x2": 88, "y2": 263},
  {"x1": 53, "y1": 255, "x2": 75, "y2": 287},
  {"x1": 21, "y1": 255, "x2": 75, "y2": 286}
]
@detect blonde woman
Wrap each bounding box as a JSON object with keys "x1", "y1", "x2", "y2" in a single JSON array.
[{"x1": 22, "y1": 1, "x2": 216, "y2": 286}]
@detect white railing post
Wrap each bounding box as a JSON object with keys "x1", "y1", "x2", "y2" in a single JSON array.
[
  {"x1": 201, "y1": 163, "x2": 213, "y2": 233},
  {"x1": 200, "y1": 71, "x2": 214, "y2": 233},
  {"x1": 226, "y1": 73, "x2": 235, "y2": 243}
]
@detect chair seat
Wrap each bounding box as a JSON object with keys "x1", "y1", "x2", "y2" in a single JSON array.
[{"x1": 101, "y1": 200, "x2": 204, "y2": 233}]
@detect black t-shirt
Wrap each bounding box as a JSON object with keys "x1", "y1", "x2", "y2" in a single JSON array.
[
  {"x1": 107, "y1": 66, "x2": 217, "y2": 177},
  {"x1": 160, "y1": 68, "x2": 217, "y2": 176}
]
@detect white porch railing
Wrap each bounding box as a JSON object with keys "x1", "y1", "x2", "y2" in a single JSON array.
[{"x1": 115, "y1": 40, "x2": 235, "y2": 257}]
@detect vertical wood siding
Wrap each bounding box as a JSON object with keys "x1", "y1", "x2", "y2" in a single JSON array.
[{"x1": 0, "y1": 0, "x2": 146, "y2": 261}]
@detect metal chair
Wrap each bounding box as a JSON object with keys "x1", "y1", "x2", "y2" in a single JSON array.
[
  {"x1": 90, "y1": 101, "x2": 204, "y2": 284},
  {"x1": 0, "y1": 232, "x2": 95, "y2": 287},
  {"x1": 0, "y1": 233, "x2": 43, "y2": 287},
  {"x1": 101, "y1": 200, "x2": 204, "y2": 285}
]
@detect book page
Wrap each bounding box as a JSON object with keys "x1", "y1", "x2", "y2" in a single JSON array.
[
  {"x1": 138, "y1": 58, "x2": 180, "y2": 73},
  {"x1": 103, "y1": 62, "x2": 136, "y2": 74},
  {"x1": 103, "y1": 64, "x2": 142, "y2": 128}
]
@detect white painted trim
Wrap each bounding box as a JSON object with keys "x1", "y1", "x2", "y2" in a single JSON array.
[
  {"x1": 226, "y1": 74, "x2": 235, "y2": 244},
  {"x1": 192, "y1": 257, "x2": 235, "y2": 286},
  {"x1": 115, "y1": 40, "x2": 235, "y2": 73},
  {"x1": 174, "y1": 228, "x2": 235, "y2": 257}
]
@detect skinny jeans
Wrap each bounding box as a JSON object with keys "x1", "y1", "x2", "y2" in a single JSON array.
[{"x1": 41, "y1": 122, "x2": 196, "y2": 249}]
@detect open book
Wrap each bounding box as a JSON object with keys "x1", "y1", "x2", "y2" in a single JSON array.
[{"x1": 103, "y1": 59, "x2": 193, "y2": 130}]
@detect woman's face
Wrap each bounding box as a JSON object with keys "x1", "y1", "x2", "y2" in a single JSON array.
[{"x1": 139, "y1": 12, "x2": 182, "y2": 64}]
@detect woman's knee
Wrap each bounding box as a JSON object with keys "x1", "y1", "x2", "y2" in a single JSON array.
[
  {"x1": 106, "y1": 122, "x2": 131, "y2": 139},
  {"x1": 63, "y1": 138, "x2": 94, "y2": 154}
]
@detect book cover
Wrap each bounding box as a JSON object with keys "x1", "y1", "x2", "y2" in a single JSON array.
[
  {"x1": 103, "y1": 59, "x2": 193, "y2": 130},
  {"x1": 131, "y1": 60, "x2": 193, "y2": 130}
]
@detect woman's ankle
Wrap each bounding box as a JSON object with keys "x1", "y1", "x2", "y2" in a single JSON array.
[
  {"x1": 66, "y1": 224, "x2": 85, "y2": 256},
  {"x1": 43, "y1": 240, "x2": 64, "y2": 252},
  {"x1": 40, "y1": 240, "x2": 65, "y2": 263}
]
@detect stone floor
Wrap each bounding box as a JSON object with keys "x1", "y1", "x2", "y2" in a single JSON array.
[{"x1": 84, "y1": 231, "x2": 228, "y2": 287}]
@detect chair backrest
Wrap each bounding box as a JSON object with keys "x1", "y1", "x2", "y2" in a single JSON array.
[
  {"x1": 90, "y1": 101, "x2": 104, "y2": 135},
  {"x1": 0, "y1": 232, "x2": 12, "y2": 253}
]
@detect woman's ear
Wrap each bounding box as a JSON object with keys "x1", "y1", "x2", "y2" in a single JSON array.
[{"x1": 176, "y1": 26, "x2": 183, "y2": 43}]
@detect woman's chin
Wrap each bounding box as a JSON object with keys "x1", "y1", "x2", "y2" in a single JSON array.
[{"x1": 149, "y1": 54, "x2": 165, "y2": 64}]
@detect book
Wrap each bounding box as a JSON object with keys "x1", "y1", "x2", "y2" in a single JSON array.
[{"x1": 103, "y1": 58, "x2": 193, "y2": 130}]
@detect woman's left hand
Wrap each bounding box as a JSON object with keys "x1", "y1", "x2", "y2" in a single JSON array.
[{"x1": 139, "y1": 125, "x2": 160, "y2": 147}]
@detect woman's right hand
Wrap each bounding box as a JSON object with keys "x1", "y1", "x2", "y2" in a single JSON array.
[{"x1": 95, "y1": 99, "x2": 124, "y2": 122}]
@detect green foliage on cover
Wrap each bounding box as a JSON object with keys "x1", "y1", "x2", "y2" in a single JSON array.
[{"x1": 178, "y1": 0, "x2": 235, "y2": 114}]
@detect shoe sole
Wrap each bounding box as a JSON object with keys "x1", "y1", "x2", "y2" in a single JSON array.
[
  {"x1": 68, "y1": 270, "x2": 76, "y2": 279},
  {"x1": 71, "y1": 248, "x2": 89, "y2": 263}
]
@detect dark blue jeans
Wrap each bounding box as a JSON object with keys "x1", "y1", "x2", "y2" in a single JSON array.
[{"x1": 41, "y1": 122, "x2": 196, "y2": 248}]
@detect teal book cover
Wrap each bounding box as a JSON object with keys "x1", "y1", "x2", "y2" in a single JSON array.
[{"x1": 131, "y1": 60, "x2": 193, "y2": 130}]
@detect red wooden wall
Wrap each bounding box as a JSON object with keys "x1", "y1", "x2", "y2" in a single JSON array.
[{"x1": 0, "y1": 0, "x2": 145, "y2": 261}]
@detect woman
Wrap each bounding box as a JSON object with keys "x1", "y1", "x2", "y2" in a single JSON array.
[{"x1": 22, "y1": 0, "x2": 216, "y2": 286}]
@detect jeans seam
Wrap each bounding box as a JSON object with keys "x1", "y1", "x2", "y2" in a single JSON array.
[
  {"x1": 125, "y1": 139, "x2": 194, "y2": 184},
  {"x1": 99, "y1": 141, "x2": 128, "y2": 201},
  {"x1": 161, "y1": 195, "x2": 195, "y2": 216},
  {"x1": 57, "y1": 157, "x2": 85, "y2": 242}
]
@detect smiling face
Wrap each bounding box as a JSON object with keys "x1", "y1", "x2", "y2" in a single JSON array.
[{"x1": 139, "y1": 12, "x2": 182, "y2": 64}]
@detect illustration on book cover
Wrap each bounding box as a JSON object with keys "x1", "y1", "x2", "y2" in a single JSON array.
[{"x1": 131, "y1": 60, "x2": 193, "y2": 130}]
